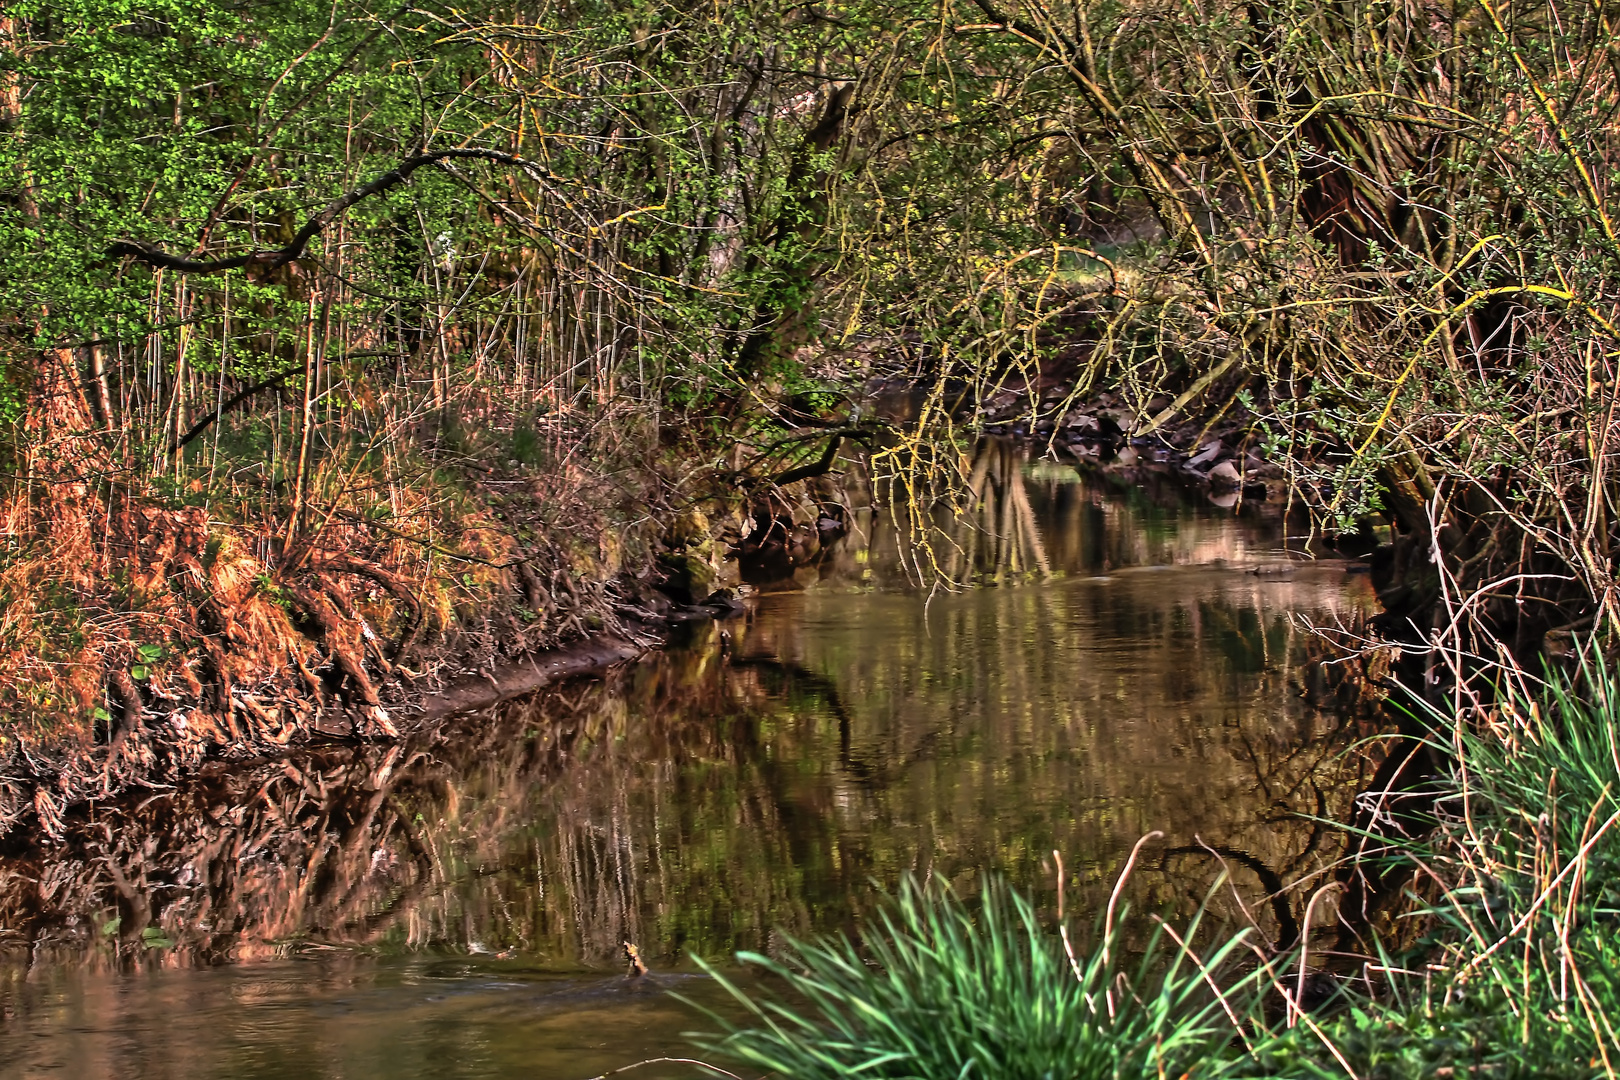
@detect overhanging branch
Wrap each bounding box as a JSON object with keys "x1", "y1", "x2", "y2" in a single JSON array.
[{"x1": 110, "y1": 148, "x2": 557, "y2": 276}]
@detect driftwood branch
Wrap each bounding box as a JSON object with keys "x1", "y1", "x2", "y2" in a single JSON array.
[{"x1": 111, "y1": 148, "x2": 556, "y2": 276}]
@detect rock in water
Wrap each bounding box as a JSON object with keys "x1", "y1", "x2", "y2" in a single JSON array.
[{"x1": 1209, "y1": 460, "x2": 1242, "y2": 490}]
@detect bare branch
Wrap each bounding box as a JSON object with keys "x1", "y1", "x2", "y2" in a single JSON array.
[{"x1": 110, "y1": 148, "x2": 558, "y2": 276}]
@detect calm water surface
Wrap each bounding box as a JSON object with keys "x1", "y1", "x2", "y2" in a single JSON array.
[{"x1": 0, "y1": 460, "x2": 1376, "y2": 1079}]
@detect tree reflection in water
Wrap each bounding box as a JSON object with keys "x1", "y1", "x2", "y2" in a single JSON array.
[{"x1": 0, "y1": 453, "x2": 1379, "y2": 995}]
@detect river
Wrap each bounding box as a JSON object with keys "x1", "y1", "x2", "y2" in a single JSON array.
[{"x1": 0, "y1": 451, "x2": 1376, "y2": 1079}]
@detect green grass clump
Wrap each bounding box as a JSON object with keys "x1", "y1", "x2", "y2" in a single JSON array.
[
  {"x1": 1254, "y1": 653, "x2": 1620, "y2": 1079},
  {"x1": 1417, "y1": 658, "x2": 1620, "y2": 1077},
  {"x1": 690, "y1": 874, "x2": 1263, "y2": 1080}
]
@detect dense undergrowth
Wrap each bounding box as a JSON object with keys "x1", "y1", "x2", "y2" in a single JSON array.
[{"x1": 683, "y1": 654, "x2": 1620, "y2": 1079}]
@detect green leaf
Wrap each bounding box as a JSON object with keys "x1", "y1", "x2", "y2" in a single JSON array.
[
  {"x1": 136, "y1": 643, "x2": 163, "y2": 662},
  {"x1": 101, "y1": 917, "x2": 121, "y2": 936},
  {"x1": 140, "y1": 926, "x2": 175, "y2": 950},
  {"x1": 130, "y1": 664, "x2": 149, "y2": 680}
]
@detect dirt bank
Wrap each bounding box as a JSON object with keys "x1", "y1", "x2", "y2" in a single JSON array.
[{"x1": 0, "y1": 425, "x2": 844, "y2": 846}]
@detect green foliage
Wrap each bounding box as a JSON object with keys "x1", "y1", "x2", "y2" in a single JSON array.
[
  {"x1": 1249, "y1": 655, "x2": 1620, "y2": 1080},
  {"x1": 2, "y1": 0, "x2": 420, "y2": 344},
  {"x1": 1250, "y1": 995, "x2": 1603, "y2": 1080},
  {"x1": 507, "y1": 424, "x2": 543, "y2": 468},
  {"x1": 253, "y1": 572, "x2": 288, "y2": 610},
  {"x1": 0, "y1": 0, "x2": 1069, "y2": 421},
  {"x1": 139, "y1": 925, "x2": 175, "y2": 949}
]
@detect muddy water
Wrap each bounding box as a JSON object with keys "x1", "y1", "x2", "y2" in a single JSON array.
[{"x1": 0, "y1": 458, "x2": 1376, "y2": 1079}]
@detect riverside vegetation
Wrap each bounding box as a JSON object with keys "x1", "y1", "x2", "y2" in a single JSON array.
[
  {"x1": 685, "y1": 656, "x2": 1620, "y2": 1080},
  {"x1": 3, "y1": 0, "x2": 1620, "y2": 1074}
]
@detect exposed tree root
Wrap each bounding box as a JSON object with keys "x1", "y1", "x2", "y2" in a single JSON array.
[{"x1": 0, "y1": 450, "x2": 694, "y2": 842}]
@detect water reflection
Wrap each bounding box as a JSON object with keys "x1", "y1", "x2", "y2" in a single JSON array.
[
  {"x1": 793, "y1": 439, "x2": 1307, "y2": 589},
  {"x1": 1, "y1": 955, "x2": 718, "y2": 1079},
  {"x1": 0, "y1": 457, "x2": 1377, "y2": 1080}
]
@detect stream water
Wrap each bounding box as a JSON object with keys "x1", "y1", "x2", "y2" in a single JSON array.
[{"x1": 0, "y1": 454, "x2": 1377, "y2": 1079}]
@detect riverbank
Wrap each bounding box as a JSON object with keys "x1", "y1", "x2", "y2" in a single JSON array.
[
  {"x1": 0, "y1": 468, "x2": 1370, "y2": 1012},
  {"x1": 0, "y1": 404, "x2": 796, "y2": 843}
]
